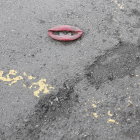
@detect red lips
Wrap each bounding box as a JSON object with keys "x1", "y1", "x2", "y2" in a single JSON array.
[{"x1": 48, "y1": 25, "x2": 83, "y2": 41}]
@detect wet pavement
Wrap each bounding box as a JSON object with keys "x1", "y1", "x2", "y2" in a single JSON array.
[{"x1": 0, "y1": 0, "x2": 140, "y2": 140}]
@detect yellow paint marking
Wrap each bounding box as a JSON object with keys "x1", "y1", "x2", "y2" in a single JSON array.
[
  {"x1": 0, "y1": 70, "x2": 23, "y2": 86},
  {"x1": 8, "y1": 70, "x2": 17, "y2": 75},
  {"x1": 92, "y1": 104, "x2": 97, "y2": 108},
  {"x1": 23, "y1": 72, "x2": 36, "y2": 80},
  {"x1": 0, "y1": 69, "x2": 54, "y2": 97},
  {"x1": 28, "y1": 75, "x2": 36, "y2": 80},
  {"x1": 92, "y1": 113, "x2": 99, "y2": 118},
  {"x1": 107, "y1": 119, "x2": 119, "y2": 124},
  {"x1": 107, "y1": 111, "x2": 113, "y2": 117},
  {"x1": 30, "y1": 79, "x2": 54, "y2": 97}
]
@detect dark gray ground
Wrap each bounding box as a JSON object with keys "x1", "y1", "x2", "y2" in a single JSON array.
[{"x1": 0, "y1": 0, "x2": 140, "y2": 140}]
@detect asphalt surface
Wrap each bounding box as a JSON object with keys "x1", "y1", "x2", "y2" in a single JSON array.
[{"x1": 0, "y1": 0, "x2": 140, "y2": 140}]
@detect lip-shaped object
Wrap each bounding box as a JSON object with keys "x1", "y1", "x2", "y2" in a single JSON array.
[{"x1": 48, "y1": 25, "x2": 83, "y2": 41}]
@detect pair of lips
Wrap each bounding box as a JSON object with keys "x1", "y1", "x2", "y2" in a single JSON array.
[{"x1": 48, "y1": 25, "x2": 83, "y2": 41}]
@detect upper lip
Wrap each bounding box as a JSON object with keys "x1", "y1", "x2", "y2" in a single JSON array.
[{"x1": 48, "y1": 25, "x2": 83, "y2": 32}]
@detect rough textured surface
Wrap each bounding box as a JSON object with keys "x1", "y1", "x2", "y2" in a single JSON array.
[
  {"x1": 0, "y1": 0, "x2": 140, "y2": 140},
  {"x1": 86, "y1": 41, "x2": 140, "y2": 89}
]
